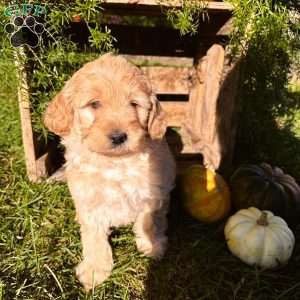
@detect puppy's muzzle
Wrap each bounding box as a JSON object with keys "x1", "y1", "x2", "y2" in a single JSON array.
[{"x1": 109, "y1": 130, "x2": 128, "y2": 146}]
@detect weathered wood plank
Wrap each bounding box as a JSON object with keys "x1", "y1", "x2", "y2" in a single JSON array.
[
  {"x1": 36, "y1": 153, "x2": 48, "y2": 180},
  {"x1": 184, "y1": 43, "x2": 225, "y2": 170},
  {"x1": 124, "y1": 55, "x2": 193, "y2": 67},
  {"x1": 176, "y1": 158, "x2": 203, "y2": 174},
  {"x1": 161, "y1": 101, "x2": 186, "y2": 127},
  {"x1": 203, "y1": 44, "x2": 225, "y2": 144},
  {"x1": 183, "y1": 44, "x2": 241, "y2": 173},
  {"x1": 14, "y1": 48, "x2": 38, "y2": 182},
  {"x1": 102, "y1": 0, "x2": 233, "y2": 12},
  {"x1": 142, "y1": 66, "x2": 193, "y2": 94}
]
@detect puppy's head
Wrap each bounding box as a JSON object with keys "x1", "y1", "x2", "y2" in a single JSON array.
[{"x1": 43, "y1": 53, "x2": 166, "y2": 156}]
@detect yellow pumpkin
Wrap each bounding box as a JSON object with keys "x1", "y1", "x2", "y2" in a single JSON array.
[{"x1": 180, "y1": 165, "x2": 231, "y2": 223}]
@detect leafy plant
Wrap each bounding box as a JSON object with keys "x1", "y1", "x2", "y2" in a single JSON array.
[
  {"x1": 230, "y1": 0, "x2": 300, "y2": 180},
  {"x1": 161, "y1": 0, "x2": 208, "y2": 35},
  {"x1": 229, "y1": 0, "x2": 291, "y2": 56},
  {"x1": 88, "y1": 24, "x2": 116, "y2": 52}
]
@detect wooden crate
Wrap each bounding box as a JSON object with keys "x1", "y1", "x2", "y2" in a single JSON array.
[{"x1": 16, "y1": 0, "x2": 240, "y2": 182}]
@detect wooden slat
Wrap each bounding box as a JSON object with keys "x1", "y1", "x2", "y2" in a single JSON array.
[
  {"x1": 36, "y1": 153, "x2": 48, "y2": 179},
  {"x1": 142, "y1": 66, "x2": 193, "y2": 94},
  {"x1": 202, "y1": 45, "x2": 225, "y2": 144},
  {"x1": 161, "y1": 101, "x2": 186, "y2": 127},
  {"x1": 176, "y1": 159, "x2": 203, "y2": 174},
  {"x1": 14, "y1": 48, "x2": 38, "y2": 182},
  {"x1": 102, "y1": 0, "x2": 233, "y2": 12},
  {"x1": 124, "y1": 55, "x2": 193, "y2": 67},
  {"x1": 216, "y1": 17, "x2": 233, "y2": 36},
  {"x1": 185, "y1": 44, "x2": 225, "y2": 170}
]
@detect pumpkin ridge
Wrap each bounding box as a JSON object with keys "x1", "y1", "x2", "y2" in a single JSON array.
[
  {"x1": 269, "y1": 216, "x2": 289, "y2": 227},
  {"x1": 269, "y1": 224, "x2": 294, "y2": 245},
  {"x1": 264, "y1": 227, "x2": 285, "y2": 266},
  {"x1": 236, "y1": 207, "x2": 261, "y2": 218},
  {"x1": 258, "y1": 226, "x2": 267, "y2": 267},
  {"x1": 231, "y1": 165, "x2": 264, "y2": 178},
  {"x1": 225, "y1": 220, "x2": 255, "y2": 238},
  {"x1": 233, "y1": 213, "x2": 257, "y2": 220}
]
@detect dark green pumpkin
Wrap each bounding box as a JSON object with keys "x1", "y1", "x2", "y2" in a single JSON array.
[{"x1": 230, "y1": 163, "x2": 300, "y2": 226}]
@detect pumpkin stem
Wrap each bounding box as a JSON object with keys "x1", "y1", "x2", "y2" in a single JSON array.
[{"x1": 257, "y1": 212, "x2": 269, "y2": 226}]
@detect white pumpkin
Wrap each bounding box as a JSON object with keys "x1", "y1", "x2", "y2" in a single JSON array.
[{"x1": 224, "y1": 207, "x2": 295, "y2": 269}]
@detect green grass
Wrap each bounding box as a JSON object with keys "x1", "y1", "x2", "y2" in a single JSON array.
[{"x1": 1, "y1": 47, "x2": 300, "y2": 300}]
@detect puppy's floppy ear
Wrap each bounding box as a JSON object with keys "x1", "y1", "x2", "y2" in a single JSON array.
[
  {"x1": 43, "y1": 91, "x2": 74, "y2": 136},
  {"x1": 147, "y1": 94, "x2": 167, "y2": 140}
]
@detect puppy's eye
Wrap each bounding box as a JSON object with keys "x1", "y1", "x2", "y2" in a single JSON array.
[
  {"x1": 89, "y1": 100, "x2": 101, "y2": 109},
  {"x1": 130, "y1": 101, "x2": 138, "y2": 108}
]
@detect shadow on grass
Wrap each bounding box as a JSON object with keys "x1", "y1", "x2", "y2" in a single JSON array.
[{"x1": 144, "y1": 186, "x2": 300, "y2": 300}]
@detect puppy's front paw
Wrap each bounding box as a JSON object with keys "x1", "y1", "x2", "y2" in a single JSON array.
[
  {"x1": 136, "y1": 235, "x2": 168, "y2": 259},
  {"x1": 76, "y1": 260, "x2": 111, "y2": 291}
]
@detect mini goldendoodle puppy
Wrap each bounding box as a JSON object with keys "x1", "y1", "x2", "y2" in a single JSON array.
[{"x1": 43, "y1": 53, "x2": 176, "y2": 291}]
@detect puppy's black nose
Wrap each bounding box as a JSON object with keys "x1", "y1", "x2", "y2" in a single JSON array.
[{"x1": 109, "y1": 131, "x2": 127, "y2": 145}]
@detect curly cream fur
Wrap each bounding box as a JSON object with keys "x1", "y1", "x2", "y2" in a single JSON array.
[{"x1": 43, "y1": 53, "x2": 176, "y2": 291}]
